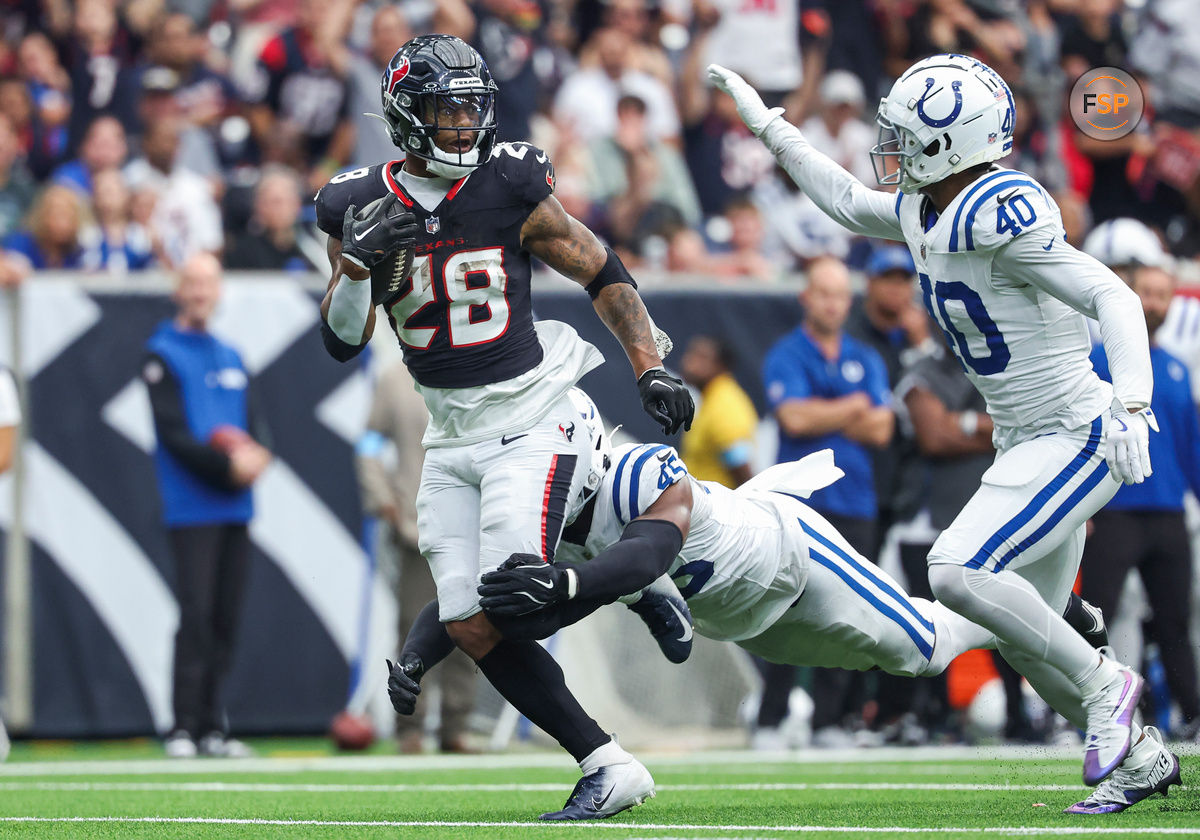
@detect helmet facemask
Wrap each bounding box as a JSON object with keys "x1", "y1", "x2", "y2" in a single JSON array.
[
  {"x1": 383, "y1": 86, "x2": 497, "y2": 178},
  {"x1": 870, "y1": 103, "x2": 939, "y2": 194}
]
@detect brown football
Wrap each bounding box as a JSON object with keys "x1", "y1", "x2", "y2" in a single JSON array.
[{"x1": 329, "y1": 710, "x2": 375, "y2": 751}]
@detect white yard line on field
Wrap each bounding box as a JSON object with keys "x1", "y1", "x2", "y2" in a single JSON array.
[
  {"x1": 0, "y1": 817, "x2": 1198, "y2": 835},
  {"x1": 0, "y1": 781, "x2": 1105, "y2": 793},
  {"x1": 0, "y1": 746, "x2": 1102, "y2": 778}
]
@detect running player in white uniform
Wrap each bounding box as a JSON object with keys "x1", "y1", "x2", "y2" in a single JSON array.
[{"x1": 707, "y1": 55, "x2": 1179, "y2": 812}]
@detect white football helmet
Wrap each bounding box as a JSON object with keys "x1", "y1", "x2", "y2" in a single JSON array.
[
  {"x1": 871, "y1": 54, "x2": 1015, "y2": 194},
  {"x1": 1081, "y1": 218, "x2": 1171, "y2": 271},
  {"x1": 565, "y1": 388, "x2": 612, "y2": 524}
]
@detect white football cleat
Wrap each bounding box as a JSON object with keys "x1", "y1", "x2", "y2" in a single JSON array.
[
  {"x1": 540, "y1": 757, "x2": 655, "y2": 820},
  {"x1": 197, "y1": 732, "x2": 253, "y2": 758},
  {"x1": 1081, "y1": 658, "x2": 1143, "y2": 786},
  {"x1": 1066, "y1": 726, "x2": 1181, "y2": 814},
  {"x1": 164, "y1": 730, "x2": 197, "y2": 759}
]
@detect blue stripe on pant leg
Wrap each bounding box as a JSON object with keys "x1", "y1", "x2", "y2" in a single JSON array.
[
  {"x1": 966, "y1": 416, "x2": 1103, "y2": 571},
  {"x1": 809, "y1": 548, "x2": 934, "y2": 659},
  {"x1": 799, "y1": 519, "x2": 935, "y2": 634},
  {"x1": 992, "y1": 458, "x2": 1110, "y2": 572}
]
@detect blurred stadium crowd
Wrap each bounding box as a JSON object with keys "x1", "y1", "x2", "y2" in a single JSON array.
[{"x1": 0, "y1": 0, "x2": 1198, "y2": 283}]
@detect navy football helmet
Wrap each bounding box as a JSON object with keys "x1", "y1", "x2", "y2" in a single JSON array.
[{"x1": 380, "y1": 35, "x2": 498, "y2": 178}]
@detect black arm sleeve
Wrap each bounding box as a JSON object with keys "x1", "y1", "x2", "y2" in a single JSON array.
[
  {"x1": 400, "y1": 600, "x2": 457, "y2": 671},
  {"x1": 144, "y1": 354, "x2": 237, "y2": 491},
  {"x1": 320, "y1": 320, "x2": 368, "y2": 363},
  {"x1": 572, "y1": 518, "x2": 683, "y2": 603},
  {"x1": 488, "y1": 595, "x2": 612, "y2": 640}
]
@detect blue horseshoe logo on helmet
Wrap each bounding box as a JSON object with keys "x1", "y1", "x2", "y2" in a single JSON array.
[{"x1": 915, "y1": 78, "x2": 963, "y2": 128}]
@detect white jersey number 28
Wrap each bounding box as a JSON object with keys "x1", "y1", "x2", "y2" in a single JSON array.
[{"x1": 389, "y1": 247, "x2": 511, "y2": 349}]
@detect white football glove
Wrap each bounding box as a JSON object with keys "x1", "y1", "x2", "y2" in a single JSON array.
[
  {"x1": 706, "y1": 64, "x2": 784, "y2": 137},
  {"x1": 1106, "y1": 397, "x2": 1159, "y2": 485}
]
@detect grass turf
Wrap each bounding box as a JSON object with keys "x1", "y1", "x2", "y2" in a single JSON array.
[{"x1": 0, "y1": 739, "x2": 1196, "y2": 838}]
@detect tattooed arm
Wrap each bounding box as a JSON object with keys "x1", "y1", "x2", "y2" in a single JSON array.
[{"x1": 521, "y1": 195, "x2": 660, "y2": 376}]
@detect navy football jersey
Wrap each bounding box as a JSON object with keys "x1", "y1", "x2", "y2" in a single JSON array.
[{"x1": 315, "y1": 142, "x2": 556, "y2": 389}]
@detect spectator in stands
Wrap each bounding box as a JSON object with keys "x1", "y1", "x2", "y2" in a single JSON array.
[
  {"x1": 0, "y1": 75, "x2": 64, "y2": 180},
  {"x1": 16, "y1": 33, "x2": 70, "y2": 150},
  {"x1": 348, "y1": 5, "x2": 412, "y2": 167},
  {"x1": 144, "y1": 253, "x2": 271, "y2": 759},
  {"x1": 246, "y1": 0, "x2": 355, "y2": 193},
  {"x1": 552, "y1": 27, "x2": 679, "y2": 145},
  {"x1": 1084, "y1": 264, "x2": 1200, "y2": 742},
  {"x1": 225, "y1": 165, "x2": 310, "y2": 271},
  {"x1": 711, "y1": 196, "x2": 775, "y2": 282},
  {"x1": 586, "y1": 93, "x2": 700, "y2": 230},
  {"x1": 800, "y1": 71, "x2": 875, "y2": 188},
  {"x1": 124, "y1": 117, "x2": 223, "y2": 268},
  {"x1": 63, "y1": 0, "x2": 144, "y2": 147},
  {"x1": 680, "y1": 335, "x2": 757, "y2": 488},
  {"x1": 1, "y1": 183, "x2": 88, "y2": 269},
  {"x1": 357, "y1": 360, "x2": 478, "y2": 754},
  {"x1": 144, "y1": 14, "x2": 239, "y2": 142},
  {"x1": 762, "y1": 255, "x2": 893, "y2": 747},
  {"x1": 474, "y1": 0, "x2": 562, "y2": 145},
  {"x1": 51, "y1": 115, "x2": 128, "y2": 197},
  {"x1": 665, "y1": 225, "x2": 711, "y2": 274},
  {"x1": 680, "y1": 17, "x2": 777, "y2": 219},
  {"x1": 0, "y1": 113, "x2": 36, "y2": 237},
  {"x1": 80, "y1": 167, "x2": 155, "y2": 273},
  {"x1": 136, "y1": 67, "x2": 221, "y2": 180}
]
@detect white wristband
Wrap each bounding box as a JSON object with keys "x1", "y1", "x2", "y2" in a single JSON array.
[
  {"x1": 959, "y1": 410, "x2": 979, "y2": 437},
  {"x1": 564, "y1": 567, "x2": 578, "y2": 600},
  {"x1": 327, "y1": 273, "x2": 372, "y2": 345}
]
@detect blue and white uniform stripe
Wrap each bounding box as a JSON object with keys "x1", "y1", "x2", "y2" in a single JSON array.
[
  {"x1": 966, "y1": 415, "x2": 1107, "y2": 572},
  {"x1": 611, "y1": 443, "x2": 670, "y2": 525},
  {"x1": 797, "y1": 517, "x2": 936, "y2": 660}
]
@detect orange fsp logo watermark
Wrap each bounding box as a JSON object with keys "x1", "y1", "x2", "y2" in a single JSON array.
[{"x1": 1069, "y1": 67, "x2": 1145, "y2": 141}]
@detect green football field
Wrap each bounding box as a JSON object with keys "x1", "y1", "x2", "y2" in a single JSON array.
[{"x1": 0, "y1": 739, "x2": 1196, "y2": 839}]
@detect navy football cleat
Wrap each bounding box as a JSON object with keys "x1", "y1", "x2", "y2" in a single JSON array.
[
  {"x1": 628, "y1": 589, "x2": 693, "y2": 664},
  {"x1": 540, "y1": 758, "x2": 655, "y2": 820}
]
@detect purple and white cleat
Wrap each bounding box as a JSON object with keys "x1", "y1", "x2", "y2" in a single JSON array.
[
  {"x1": 1081, "y1": 660, "x2": 1144, "y2": 786},
  {"x1": 1066, "y1": 726, "x2": 1181, "y2": 814}
]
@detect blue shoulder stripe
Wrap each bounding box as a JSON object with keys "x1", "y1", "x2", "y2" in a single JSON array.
[
  {"x1": 625, "y1": 445, "x2": 669, "y2": 524},
  {"x1": 894, "y1": 191, "x2": 903, "y2": 220},
  {"x1": 962, "y1": 178, "x2": 1041, "y2": 251},
  {"x1": 947, "y1": 170, "x2": 1016, "y2": 252}
]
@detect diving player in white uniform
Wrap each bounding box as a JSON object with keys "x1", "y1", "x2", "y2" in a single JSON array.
[{"x1": 707, "y1": 55, "x2": 1179, "y2": 812}]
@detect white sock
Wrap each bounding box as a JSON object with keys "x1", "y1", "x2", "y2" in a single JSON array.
[{"x1": 579, "y1": 737, "x2": 631, "y2": 774}]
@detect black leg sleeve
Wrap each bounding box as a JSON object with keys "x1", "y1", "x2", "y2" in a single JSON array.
[
  {"x1": 487, "y1": 596, "x2": 611, "y2": 641},
  {"x1": 400, "y1": 600, "x2": 457, "y2": 670},
  {"x1": 476, "y1": 640, "x2": 609, "y2": 763}
]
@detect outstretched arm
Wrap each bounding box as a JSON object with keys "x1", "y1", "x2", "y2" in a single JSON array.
[
  {"x1": 708, "y1": 65, "x2": 904, "y2": 241},
  {"x1": 522, "y1": 196, "x2": 695, "y2": 433}
]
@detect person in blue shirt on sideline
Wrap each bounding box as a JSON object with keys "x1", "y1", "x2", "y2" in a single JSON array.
[
  {"x1": 143, "y1": 253, "x2": 272, "y2": 760},
  {"x1": 762, "y1": 254, "x2": 894, "y2": 747},
  {"x1": 1086, "y1": 264, "x2": 1200, "y2": 743}
]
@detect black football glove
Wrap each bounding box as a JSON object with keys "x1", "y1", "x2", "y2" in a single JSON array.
[
  {"x1": 638, "y1": 368, "x2": 695, "y2": 435},
  {"x1": 385, "y1": 653, "x2": 424, "y2": 715},
  {"x1": 341, "y1": 195, "x2": 418, "y2": 270},
  {"x1": 477, "y1": 553, "x2": 571, "y2": 616}
]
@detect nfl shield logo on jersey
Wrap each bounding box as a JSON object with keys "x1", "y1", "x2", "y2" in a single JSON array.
[{"x1": 426, "y1": 216, "x2": 441, "y2": 234}]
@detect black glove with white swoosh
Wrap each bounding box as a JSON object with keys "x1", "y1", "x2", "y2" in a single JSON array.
[
  {"x1": 478, "y1": 553, "x2": 572, "y2": 616},
  {"x1": 341, "y1": 195, "x2": 418, "y2": 270},
  {"x1": 638, "y1": 367, "x2": 695, "y2": 435}
]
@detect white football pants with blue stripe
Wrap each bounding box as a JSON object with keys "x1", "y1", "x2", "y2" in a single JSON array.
[
  {"x1": 738, "y1": 500, "x2": 995, "y2": 678},
  {"x1": 927, "y1": 413, "x2": 1120, "y2": 729}
]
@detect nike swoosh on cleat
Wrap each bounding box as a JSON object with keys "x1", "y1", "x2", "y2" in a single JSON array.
[
  {"x1": 667, "y1": 601, "x2": 693, "y2": 643},
  {"x1": 500, "y1": 434, "x2": 528, "y2": 445},
  {"x1": 589, "y1": 786, "x2": 615, "y2": 812},
  {"x1": 354, "y1": 222, "x2": 380, "y2": 241}
]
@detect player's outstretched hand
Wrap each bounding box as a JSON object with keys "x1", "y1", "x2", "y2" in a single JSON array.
[
  {"x1": 639, "y1": 368, "x2": 695, "y2": 435},
  {"x1": 478, "y1": 554, "x2": 571, "y2": 616},
  {"x1": 1106, "y1": 398, "x2": 1159, "y2": 485},
  {"x1": 341, "y1": 195, "x2": 418, "y2": 270},
  {"x1": 385, "y1": 654, "x2": 423, "y2": 715},
  {"x1": 706, "y1": 64, "x2": 784, "y2": 137}
]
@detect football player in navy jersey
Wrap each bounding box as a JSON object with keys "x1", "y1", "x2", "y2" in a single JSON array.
[{"x1": 314, "y1": 34, "x2": 692, "y2": 820}]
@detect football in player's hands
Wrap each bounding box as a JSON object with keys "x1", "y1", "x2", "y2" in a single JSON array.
[{"x1": 341, "y1": 195, "x2": 419, "y2": 276}]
